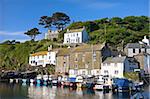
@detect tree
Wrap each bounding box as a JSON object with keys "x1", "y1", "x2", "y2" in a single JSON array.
[
  {"x1": 24, "y1": 28, "x2": 41, "y2": 41},
  {"x1": 52, "y1": 12, "x2": 70, "y2": 31},
  {"x1": 39, "y1": 16, "x2": 53, "y2": 30}
]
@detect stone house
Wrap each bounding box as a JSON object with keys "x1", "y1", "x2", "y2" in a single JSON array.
[
  {"x1": 134, "y1": 52, "x2": 150, "y2": 74},
  {"x1": 45, "y1": 30, "x2": 59, "y2": 41},
  {"x1": 55, "y1": 43, "x2": 112, "y2": 76},
  {"x1": 55, "y1": 48, "x2": 70, "y2": 74}
]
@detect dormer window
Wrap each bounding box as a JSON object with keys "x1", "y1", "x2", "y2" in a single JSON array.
[{"x1": 133, "y1": 49, "x2": 135, "y2": 53}]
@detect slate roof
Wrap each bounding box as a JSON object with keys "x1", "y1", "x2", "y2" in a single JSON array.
[
  {"x1": 31, "y1": 51, "x2": 48, "y2": 56},
  {"x1": 103, "y1": 56, "x2": 126, "y2": 63},
  {"x1": 73, "y1": 44, "x2": 105, "y2": 52},
  {"x1": 66, "y1": 28, "x2": 84, "y2": 33},
  {"x1": 125, "y1": 43, "x2": 150, "y2": 49}
]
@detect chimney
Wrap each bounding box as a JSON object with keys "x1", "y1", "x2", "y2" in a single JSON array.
[
  {"x1": 67, "y1": 29, "x2": 69, "y2": 32},
  {"x1": 48, "y1": 45, "x2": 52, "y2": 51}
]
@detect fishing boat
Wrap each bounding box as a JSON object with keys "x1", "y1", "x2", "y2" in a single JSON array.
[
  {"x1": 84, "y1": 75, "x2": 95, "y2": 89},
  {"x1": 94, "y1": 75, "x2": 104, "y2": 90},
  {"x1": 112, "y1": 78, "x2": 130, "y2": 92},
  {"x1": 36, "y1": 74, "x2": 42, "y2": 85},
  {"x1": 76, "y1": 75, "x2": 84, "y2": 88}
]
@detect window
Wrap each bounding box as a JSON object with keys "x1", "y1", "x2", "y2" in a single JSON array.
[
  {"x1": 114, "y1": 70, "x2": 119, "y2": 74},
  {"x1": 37, "y1": 56, "x2": 39, "y2": 59},
  {"x1": 75, "y1": 64, "x2": 78, "y2": 69},
  {"x1": 64, "y1": 56, "x2": 67, "y2": 60},
  {"x1": 104, "y1": 70, "x2": 108, "y2": 74},
  {"x1": 73, "y1": 34, "x2": 75, "y2": 37},
  {"x1": 75, "y1": 58, "x2": 78, "y2": 61},
  {"x1": 139, "y1": 49, "x2": 141, "y2": 53},
  {"x1": 93, "y1": 56, "x2": 96, "y2": 61},
  {"x1": 82, "y1": 71, "x2": 86, "y2": 75},
  {"x1": 133, "y1": 49, "x2": 135, "y2": 53},
  {"x1": 64, "y1": 62, "x2": 66, "y2": 67},
  {"x1": 42, "y1": 55, "x2": 44, "y2": 58},
  {"x1": 49, "y1": 56, "x2": 51, "y2": 59},
  {"x1": 82, "y1": 54, "x2": 85, "y2": 62},
  {"x1": 115, "y1": 63, "x2": 117, "y2": 67},
  {"x1": 145, "y1": 48, "x2": 147, "y2": 53},
  {"x1": 77, "y1": 33, "x2": 78, "y2": 36}
]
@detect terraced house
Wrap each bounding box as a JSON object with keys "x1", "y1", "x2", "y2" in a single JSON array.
[
  {"x1": 55, "y1": 48, "x2": 70, "y2": 74},
  {"x1": 56, "y1": 43, "x2": 112, "y2": 76},
  {"x1": 29, "y1": 46, "x2": 57, "y2": 67}
]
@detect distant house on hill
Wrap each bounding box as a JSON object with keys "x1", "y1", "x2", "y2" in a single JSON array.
[
  {"x1": 124, "y1": 36, "x2": 150, "y2": 57},
  {"x1": 100, "y1": 56, "x2": 139, "y2": 78},
  {"x1": 124, "y1": 43, "x2": 150, "y2": 57},
  {"x1": 45, "y1": 30, "x2": 59, "y2": 41},
  {"x1": 63, "y1": 27, "x2": 89, "y2": 44},
  {"x1": 29, "y1": 45, "x2": 57, "y2": 67}
]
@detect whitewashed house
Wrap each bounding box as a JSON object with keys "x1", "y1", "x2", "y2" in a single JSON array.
[
  {"x1": 125, "y1": 36, "x2": 150, "y2": 57},
  {"x1": 63, "y1": 27, "x2": 89, "y2": 44},
  {"x1": 100, "y1": 56, "x2": 139, "y2": 78},
  {"x1": 29, "y1": 46, "x2": 57, "y2": 67},
  {"x1": 124, "y1": 43, "x2": 150, "y2": 57}
]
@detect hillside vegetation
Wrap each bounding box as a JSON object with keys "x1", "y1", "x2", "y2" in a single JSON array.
[{"x1": 0, "y1": 16, "x2": 149, "y2": 70}]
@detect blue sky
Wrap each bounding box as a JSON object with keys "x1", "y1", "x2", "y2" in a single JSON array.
[{"x1": 0, "y1": 0, "x2": 149, "y2": 42}]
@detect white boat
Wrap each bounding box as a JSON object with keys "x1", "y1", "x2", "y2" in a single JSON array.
[
  {"x1": 43, "y1": 75, "x2": 48, "y2": 82},
  {"x1": 76, "y1": 76, "x2": 84, "y2": 88},
  {"x1": 30, "y1": 79, "x2": 34, "y2": 83},
  {"x1": 9, "y1": 79, "x2": 14, "y2": 83},
  {"x1": 94, "y1": 84, "x2": 104, "y2": 90}
]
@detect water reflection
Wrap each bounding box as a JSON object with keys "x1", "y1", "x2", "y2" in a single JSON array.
[
  {"x1": 0, "y1": 83, "x2": 149, "y2": 99},
  {"x1": 28, "y1": 85, "x2": 56, "y2": 99}
]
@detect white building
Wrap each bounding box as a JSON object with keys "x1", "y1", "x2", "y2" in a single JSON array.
[
  {"x1": 139, "y1": 36, "x2": 150, "y2": 46},
  {"x1": 125, "y1": 43, "x2": 150, "y2": 57},
  {"x1": 100, "y1": 56, "x2": 139, "y2": 78},
  {"x1": 63, "y1": 27, "x2": 89, "y2": 44},
  {"x1": 29, "y1": 46, "x2": 57, "y2": 67}
]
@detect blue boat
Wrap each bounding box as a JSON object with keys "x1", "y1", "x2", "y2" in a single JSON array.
[{"x1": 113, "y1": 78, "x2": 130, "y2": 92}]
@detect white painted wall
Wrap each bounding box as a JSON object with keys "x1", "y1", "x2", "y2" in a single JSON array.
[
  {"x1": 100, "y1": 57, "x2": 139, "y2": 78},
  {"x1": 69, "y1": 69, "x2": 100, "y2": 76},
  {"x1": 63, "y1": 29, "x2": 89, "y2": 44},
  {"x1": 101, "y1": 62, "x2": 124, "y2": 78},
  {"x1": 29, "y1": 51, "x2": 56, "y2": 67}
]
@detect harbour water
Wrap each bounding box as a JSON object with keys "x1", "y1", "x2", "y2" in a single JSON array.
[{"x1": 0, "y1": 83, "x2": 149, "y2": 99}]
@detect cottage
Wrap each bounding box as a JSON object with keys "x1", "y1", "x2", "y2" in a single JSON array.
[
  {"x1": 55, "y1": 48, "x2": 70, "y2": 74},
  {"x1": 100, "y1": 56, "x2": 139, "y2": 78},
  {"x1": 124, "y1": 43, "x2": 150, "y2": 57},
  {"x1": 29, "y1": 46, "x2": 57, "y2": 67},
  {"x1": 63, "y1": 27, "x2": 89, "y2": 44}
]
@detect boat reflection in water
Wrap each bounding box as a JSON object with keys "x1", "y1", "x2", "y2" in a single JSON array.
[
  {"x1": 28, "y1": 85, "x2": 56, "y2": 99},
  {"x1": 0, "y1": 83, "x2": 149, "y2": 99}
]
